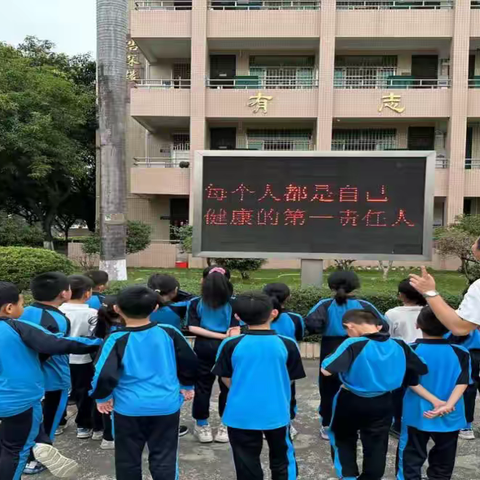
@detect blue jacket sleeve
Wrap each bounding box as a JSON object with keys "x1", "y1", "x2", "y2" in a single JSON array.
[
  {"x1": 90, "y1": 333, "x2": 129, "y2": 402},
  {"x1": 12, "y1": 320, "x2": 102, "y2": 356}
]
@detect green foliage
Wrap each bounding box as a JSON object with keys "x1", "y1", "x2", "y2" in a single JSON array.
[
  {"x1": 126, "y1": 221, "x2": 152, "y2": 255},
  {"x1": 81, "y1": 221, "x2": 152, "y2": 256},
  {"x1": 0, "y1": 247, "x2": 75, "y2": 290},
  {"x1": 171, "y1": 224, "x2": 193, "y2": 254},
  {"x1": 435, "y1": 214, "x2": 480, "y2": 283},
  {"x1": 0, "y1": 213, "x2": 44, "y2": 247},
  {"x1": 213, "y1": 258, "x2": 267, "y2": 279},
  {"x1": 0, "y1": 38, "x2": 96, "y2": 239}
]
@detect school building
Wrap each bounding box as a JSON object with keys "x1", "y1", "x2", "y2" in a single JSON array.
[{"x1": 121, "y1": 0, "x2": 480, "y2": 268}]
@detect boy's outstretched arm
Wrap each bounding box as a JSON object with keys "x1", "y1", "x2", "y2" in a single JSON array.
[
  {"x1": 161, "y1": 325, "x2": 198, "y2": 389},
  {"x1": 90, "y1": 333, "x2": 128, "y2": 402},
  {"x1": 12, "y1": 319, "x2": 102, "y2": 355}
]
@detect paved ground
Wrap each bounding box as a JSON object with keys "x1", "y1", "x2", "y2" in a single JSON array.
[{"x1": 27, "y1": 361, "x2": 480, "y2": 480}]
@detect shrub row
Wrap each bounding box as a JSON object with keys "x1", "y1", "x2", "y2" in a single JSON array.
[{"x1": 0, "y1": 247, "x2": 75, "y2": 290}]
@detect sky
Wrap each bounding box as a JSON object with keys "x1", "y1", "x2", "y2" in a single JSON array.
[{"x1": 0, "y1": 0, "x2": 96, "y2": 56}]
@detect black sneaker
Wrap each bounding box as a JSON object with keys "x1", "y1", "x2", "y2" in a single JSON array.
[{"x1": 179, "y1": 425, "x2": 189, "y2": 437}]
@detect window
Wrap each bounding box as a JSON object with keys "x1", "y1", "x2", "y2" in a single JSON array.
[
  {"x1": 247, "y1": 129, "x2": 314, "y2": 150},
  {"x1": 332, "y1": 129, "x2": 397, "y2": 151}
]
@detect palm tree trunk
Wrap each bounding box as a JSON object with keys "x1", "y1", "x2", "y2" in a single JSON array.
[{"x1": 97, "y1": 0, "x2": 128, "y2": 280}]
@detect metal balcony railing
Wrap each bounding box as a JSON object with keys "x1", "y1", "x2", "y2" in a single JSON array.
[
  {"x1": 207, "y1": 77, "x2": 318, "y2": 89},
  {"x1": 134, "y1": 1, "x2": 192, "y2": 10},
  {"x1": 247, "y1": 141, "x2": 316, "y2": 150},
  {"x1": 472, "y1": 0, "x2": 480, "y2": 7},
  {"x1": 133, "y1": 149, "x2": 190, "y2": 168},
  {"x1": 436, "y1": 157, "x2": 449, "y2": 169},
  {"x1": 337, "y1": 0, "x2": 453, "y2": 9},
  {"x1": 208, "y1": 0, "x2": 320, "y2": 9},
  {"x1": 135, "y1": 79, "x2": 191, "y2": 89},
  {"x1": 334, "y1": 76, "x2": 450, "y2": 88},
  {"x1": 466, "y1": 158, "x2": 480, "y2": 169},
  {"x1": 468, "y1": 78, "x2": 480, "y2": 88}
]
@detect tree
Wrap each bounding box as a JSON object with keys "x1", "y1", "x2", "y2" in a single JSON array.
[
  {"x1": 82, "y1": 221, "x2": 152, "y2": 256},
  {"x1": 97, "y1": 0, "x2": 128, "y2": 280},
  {"x1": 334, "y1": 259, "x2": 355, "y2": 270},
  {"x1": 0, "y1": 39, "x2": 96, "y2": 245},
  {"x1": 435, "y1": 215, "x2": 480, "y2": 284},
  {"x1": 0, "y1": 212, "x2": 44, "y2": 247},
  {"x1": 213, "y1": 258, "x2": 267, "y2": 280}
]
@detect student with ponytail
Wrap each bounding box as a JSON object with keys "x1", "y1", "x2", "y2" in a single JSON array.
[
  {"x1": 305, "y1": 270, "x2": 388, "y2": 440},
  {"x1": 187, "y1": 266, "x2": 237, "y2": 444}
]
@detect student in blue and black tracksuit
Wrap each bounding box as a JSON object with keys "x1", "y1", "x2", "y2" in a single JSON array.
[
  {"x1": 0, "y1": 281, "x2": 101, "y2": 480},
  {"x1": 90, "y1": 285, "x2": 198, "y2": 480},
  {"x1": 148, "y1": 273, "x2": 193, "y2": 329},
  {"x1": 305, "y1": 271, "x2": 388, "y2": 438},
  {"x1": 188, "y1": 266, "x2": 238, "y2": 444},
  {"x1": 213, "y1": 292, "x2": 306, "y2": 480},
  {"x1": 264, "y1": 283, "x2": 304, "y2": 430},
  {"x1": 398, "y1": 306, "x2": 470, "y2": 480},
  {"x1": 321, "y1": 309, "x2": 427, "y2": 480},
  {"x1": 446, "y1": 329, "x2": 480, "y2": 440},
  {"x1": 85, "y1": 270, "x2": 109, "y2": 310},
  {"x1": 20, "y1": 272, "x2": 74, "y2": 474}
]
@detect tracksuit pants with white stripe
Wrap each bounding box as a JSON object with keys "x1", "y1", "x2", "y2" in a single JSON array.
[
  {"x1": 228, "y1": 425, "x2": 298, "y2": 480},
  {"x1": 114, "y1": 410, "x2": 180, "y2": 480},
  {"x1": 329, "y1": 389, "x2": 393, "y2": 480}
]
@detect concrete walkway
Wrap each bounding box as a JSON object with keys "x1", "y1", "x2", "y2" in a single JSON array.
[{"x1": 27, "y1": 360, "x2": 480, "y2": 480}]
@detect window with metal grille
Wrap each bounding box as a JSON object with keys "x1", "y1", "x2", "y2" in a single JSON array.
[
  {"x1": 247, "y1": 130, "x2": 314, "y2": 150},
  {"x1": 332, "y1": 129, "x2": 397, "y2": 151},
  {"x1": 250, "y1": 56, "x2": 316, "y2": 88},
  {"x1": 334, "y1": 56, "x2": 398, "y2": 88},
  {"x1": 172, "y1": 133, "x2": 190, "y2": 150}
]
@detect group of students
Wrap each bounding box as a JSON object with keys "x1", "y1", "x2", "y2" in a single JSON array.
[{"x1": 1, "y1": 253, "x2": 480, "y2": 480}]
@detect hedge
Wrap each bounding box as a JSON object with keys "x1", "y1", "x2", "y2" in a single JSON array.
[
  {"x1": 105, "y1": 281, "x2": 463, "y2": 342},
  {"x1": 0, "y1": 247, "x2": 76, "y2": 290}
]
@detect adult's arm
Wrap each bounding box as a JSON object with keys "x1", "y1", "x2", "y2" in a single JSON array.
[{"x1": 410, "y1": 267, "x2": 479, "y2": 336}]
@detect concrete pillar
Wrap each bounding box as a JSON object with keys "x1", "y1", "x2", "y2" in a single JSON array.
[
  {"x1": 189, "y1": 0, "x2": 208, "y2": 222},
  {"x1": 316, "y1": 0, "x2": 336, "y2": 150},
  {"x1": 446, "y1": 0, "x2": 470, "y2": 224}
]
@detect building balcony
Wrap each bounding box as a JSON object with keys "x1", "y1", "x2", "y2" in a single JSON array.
[
  {"x1": 131, "y1": 84, "x2": 190, "y2": 127},
  {"x1": 207, "y1": 1, "x2": 320, "y2": 38},
  {"x1": 336, "y1": 1, "x2": 453, "y2": 38},
  {"x1": 206, "y1": 87, "x2": 319, "y2": 118},
  {"x1": 130, "y1": 2, "x2": 191, "y2": 59},
  {"x1": 465, "y1": 163, "x2": 480, "y2": 197},
  {"x1": 130, "y1": 153, "x2": 191, "y2": 196},
  {"x1": 333, "y1": 87, "x2": 451, "y2": 118},
  {"x1": 207, "y1": 76, "x2": 318, "y2": 89},
  {"x1": 468, "y1": 88, "x2": 480, "y2": 117}
]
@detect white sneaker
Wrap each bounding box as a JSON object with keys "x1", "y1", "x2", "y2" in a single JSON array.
[
  {"x1": 459, "y1": 428, "x2": 476, "y2": 440},
  {"x1": 55, "y1": 426, "x2": 66, "y2": 436},
  {"x1": 100, "y1": 439, "x2": 115, "y2": 450},
  {"x1": 92, "y1": 431, "x2": 104, "y2": 441},
  {"x1": 193, "y1": 424, "x2": 213, "y2": 443},
  {"x1": 33, "y1": 443, "x2": 79, "y2": 478},
  {"x1": 320, "y1": 425, "x2": 330, "y2": 441},
  {"x1": 290, "y1": 425, "x2": 298, "y2": 439},
  {"x1": 214, "y1": 424, "x2": 229, "y2": 443}
]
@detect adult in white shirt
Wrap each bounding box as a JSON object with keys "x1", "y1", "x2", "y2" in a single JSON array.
[
  {"x1": 385, "y1": 279, "x2": 426, "y2": 344},
  {"x1": 60, "y1": 275, "x2": 99, "y2": 440},
  {"x1": 410, "y1": 236, "x2": 480, "y2": 336}
]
